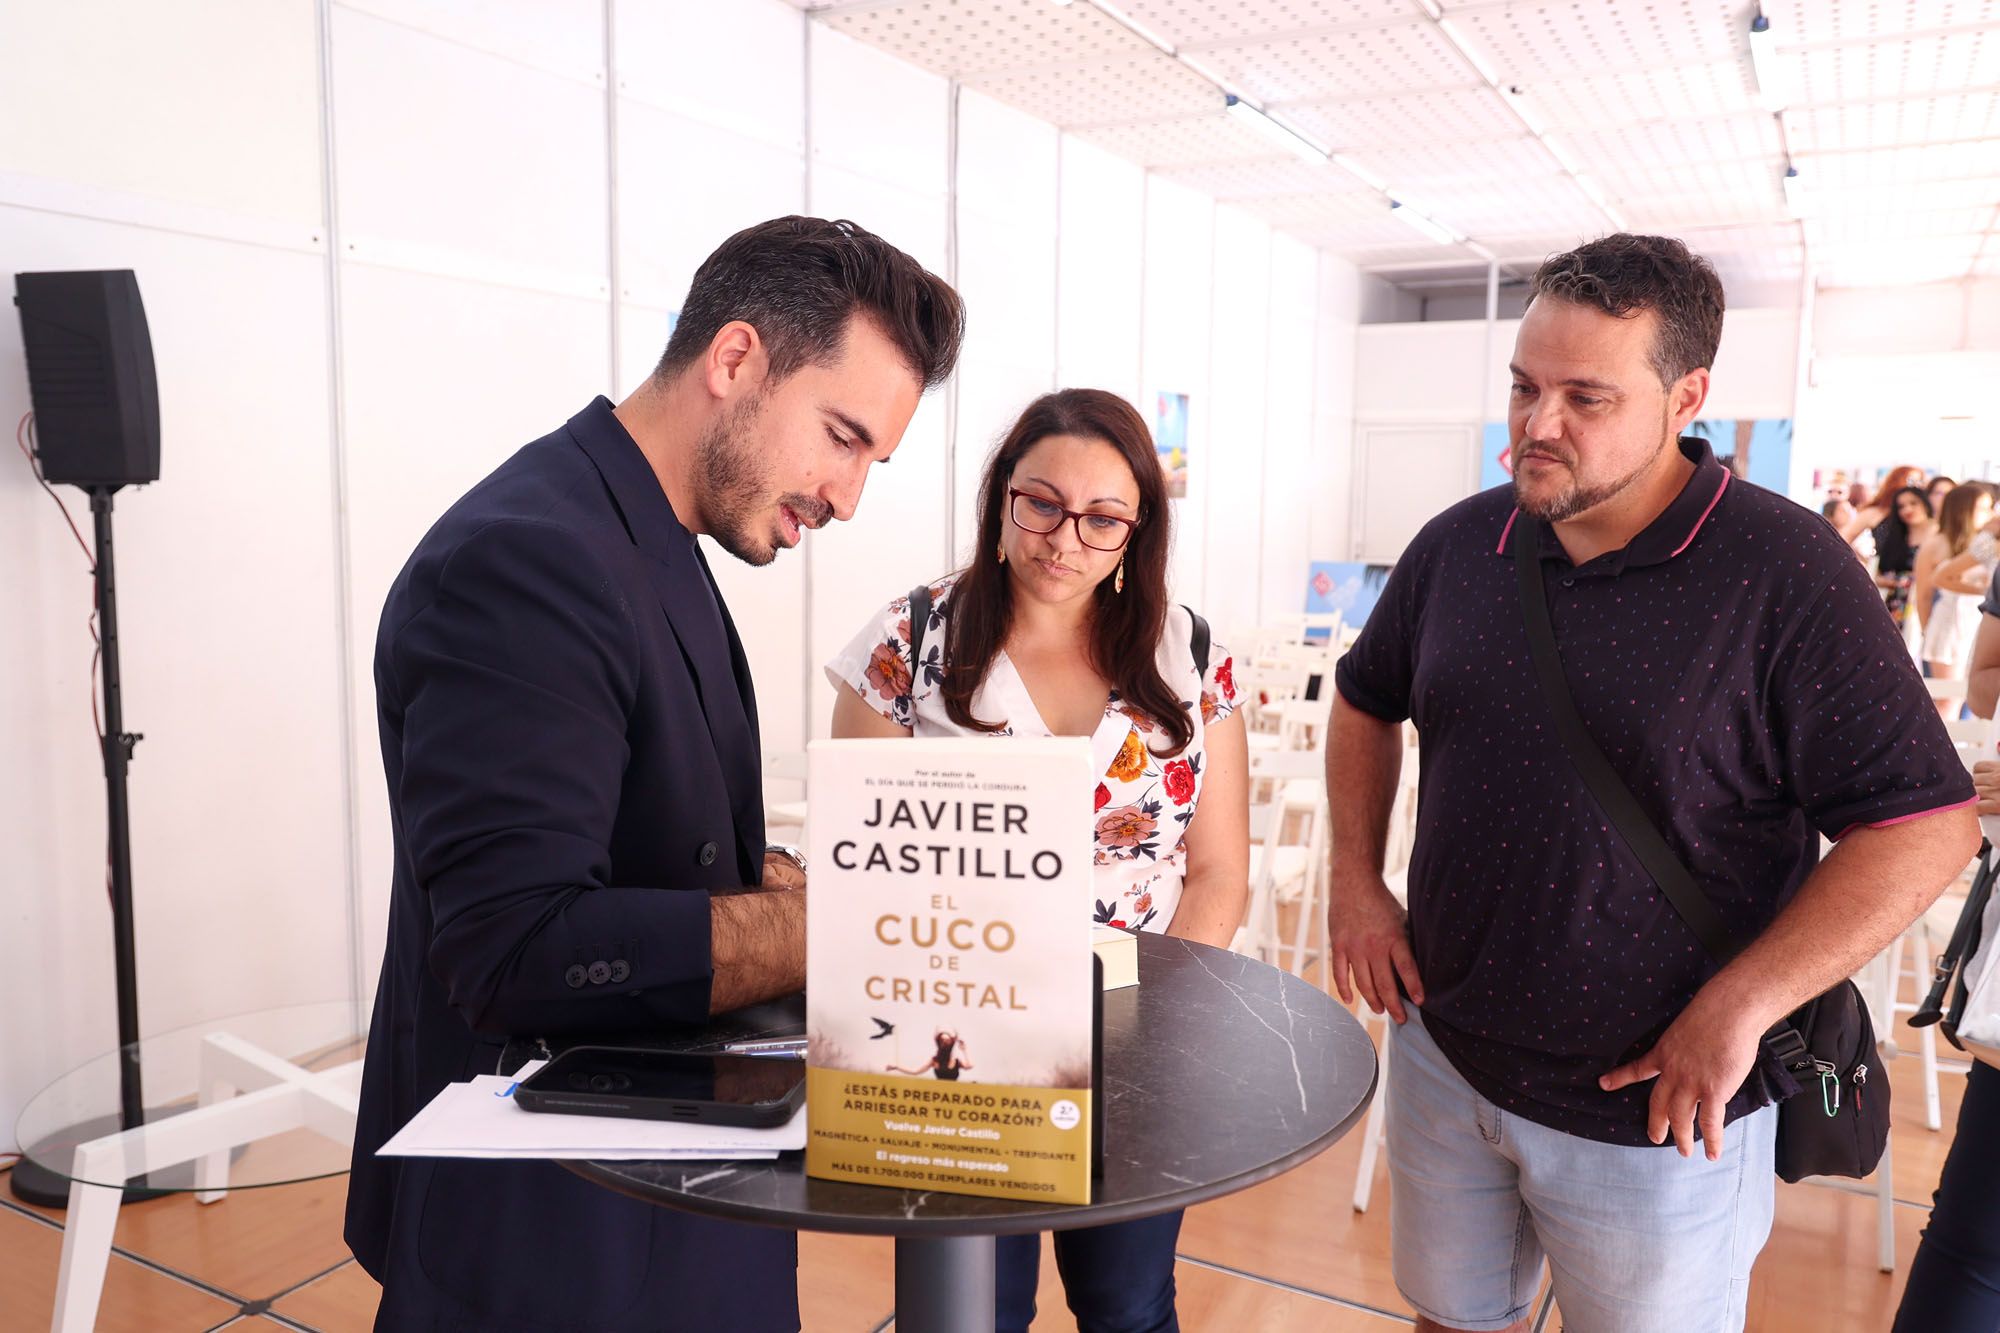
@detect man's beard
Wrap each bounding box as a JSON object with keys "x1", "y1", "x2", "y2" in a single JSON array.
[
  {"x1": 1512, "y1": 418, "x2": 1675, "y2": 523},
  {"x1": 693, "y1": 395, "x2": 830, "y2": 567}
]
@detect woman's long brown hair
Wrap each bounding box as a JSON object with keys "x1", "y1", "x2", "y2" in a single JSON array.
[
  {"x1": 1937, "y1": 481, "x2": 1990, "y2": 556},
  {"x1": 942, "y1": 389, "x2": 1193, "y2": 757}
]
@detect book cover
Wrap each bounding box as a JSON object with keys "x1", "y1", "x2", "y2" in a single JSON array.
[{"x1": 805, "y1": 737, "x2": 1097, "y2": 1204}]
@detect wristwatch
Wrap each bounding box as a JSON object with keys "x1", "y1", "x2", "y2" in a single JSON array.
[{"x1": 765, "y1": 843, "x2": 808, "y2": 877}]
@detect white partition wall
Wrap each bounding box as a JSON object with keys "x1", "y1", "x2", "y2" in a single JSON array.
[
  {"x1": 951, "y1": 90, "x2": 1059, "y2": 541},
  {"x1": 1140, "y1": 176, "x2": 1217, "y2": 609},
  {"x1": 0, "y1": 0, "x2": 1370, "y2": 1142},
  {"x1": 1260, "y1": 235, "x2": 1321, "y2": 627},
  {"x1": 1203, "y1": 208, "x2": 1272, "y2": 635},
  {"x1": 1055, "y1": 136, "x2": 1146, "y2": 406}
]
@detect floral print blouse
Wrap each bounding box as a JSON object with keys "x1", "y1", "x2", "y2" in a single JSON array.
[{"x1": 825, "y1": 576, "x2": 1241, "y2": 933}]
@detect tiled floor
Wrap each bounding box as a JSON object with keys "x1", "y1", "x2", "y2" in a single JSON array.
[{"x1": 1, "y1": 1013, "x2": 1965, "y2": 1331}]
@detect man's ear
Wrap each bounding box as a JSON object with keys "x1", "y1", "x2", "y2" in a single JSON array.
[
  {"x1": 703, "y1": 321, "x2": 766, "y2": 402},
  {"x1": 1667, "y1": 366, "x2": 1711, "y2": 437}
]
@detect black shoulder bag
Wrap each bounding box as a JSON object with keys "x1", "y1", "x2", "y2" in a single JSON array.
[{"x1": 1513, "y1": 516, "x2": 1889, "y2": 1183}]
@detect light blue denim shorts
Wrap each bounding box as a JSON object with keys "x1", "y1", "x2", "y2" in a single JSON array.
[{"x1": 1387, "y1": 1008, "x2": 1777, "y2": 1333}]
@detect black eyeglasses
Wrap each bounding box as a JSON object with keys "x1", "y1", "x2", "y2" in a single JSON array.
[{"x1": 1007, "y1": 488, "x2": 1138, "y2": 552}]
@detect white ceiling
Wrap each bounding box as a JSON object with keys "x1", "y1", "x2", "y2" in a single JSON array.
[{"x1": 788, "y1": 0, "x2": 2000, "y2": 291}]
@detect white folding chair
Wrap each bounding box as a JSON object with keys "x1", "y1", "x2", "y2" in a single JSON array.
[
  {"x1": 764, "y1": 751, "x2": 808, "y2": 840},
  {"x1": 1352, "y1": 728, "x2": 1421, "y2": 1214},
  {"x1": 1235, "y1": 750, "x2": 1326, "y2": 973}
]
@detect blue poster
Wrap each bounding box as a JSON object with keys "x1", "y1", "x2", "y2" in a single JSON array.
[{"x1": 1306, "y1": 561, "x2": 1391, "y2": 637}]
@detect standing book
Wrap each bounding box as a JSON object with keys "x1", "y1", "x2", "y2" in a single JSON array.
[{"x1": 805, "y1": 737, "x2": 1097, "y2": 1204}]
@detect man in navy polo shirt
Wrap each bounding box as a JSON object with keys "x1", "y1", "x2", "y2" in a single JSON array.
[{"x1": 1327, "y1": 234, "x2": 1978, "y2": 1333}]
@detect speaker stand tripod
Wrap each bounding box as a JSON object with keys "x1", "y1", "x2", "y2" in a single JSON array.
[{"x1": 10, "y1": 487, "x2": 176, "y2": 1207}]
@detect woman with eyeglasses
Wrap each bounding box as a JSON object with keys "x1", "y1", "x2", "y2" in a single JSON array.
[{"x1": 826, "y1": 388, "x2": 1250, "y2": 1333}]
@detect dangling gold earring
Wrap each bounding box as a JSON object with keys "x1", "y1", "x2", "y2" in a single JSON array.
[
  {"x1": 1114, "y1": 555, "x2": 1125, "y2": 594},
  {"x1": 996, "y1": 545, "x2": 1006, "y2": 564}
]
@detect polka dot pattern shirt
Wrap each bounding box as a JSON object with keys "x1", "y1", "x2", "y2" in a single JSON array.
[{"x1": 1335, "y1": 438, "x2": 1975, "y2": 1146}]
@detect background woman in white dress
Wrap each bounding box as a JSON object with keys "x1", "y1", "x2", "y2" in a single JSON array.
[{"x1": 1919, "y1": 482, "x2": 1996, "y2": 709}]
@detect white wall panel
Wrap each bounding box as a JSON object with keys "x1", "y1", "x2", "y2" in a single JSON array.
[
  {"x1": 1311, "y1": 256, "x2": 1365, "y2": 564},
  {"x1": 1140, "y1": 177, "x2": 1216, "y2": 608},
  {"x1": 0, "y1": 209, "x2": 347, "y2": 1142},
  {"x1": 1709, "y1": 308, "x2": 1801, "y2": 420},
  {"x1": 338, "y1": 0, "x2": 605, "y2": 83},
  {"x1": 1056, "y1": 136, "x2": 1146, "y2": 405},
  {"x1": 1260, "y1": 235, "x2": 1319, "y2": 628},
  {"x1": 339, "y1": 265, "x2": 611, "y2": 998},
  {"x1": 616, "y1": 0, "x2": 805, "y2": 154},
  {"x1": 1356, "y1": 321, "x2": 1489, "y2": 420},
  {"x1": 616, "y1": 101, "x2": 805, "y2": 309},
  {"x1": 0, "y1": 1, "x2": 322, "y2": 231},
  {"x1": 809, "y1": 28, "x2": 948, "y2": 196},
  {"x1": 1202, "y1": 207, "x2": 1271, "y2": 635},
  {"x1": 332, "y1": 6, "x2": 609, "y2": 292},
  {"x1": 953, "y1": 91, "x2": 1060, "y2": 543}
]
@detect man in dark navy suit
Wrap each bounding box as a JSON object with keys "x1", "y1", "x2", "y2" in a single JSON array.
[{"x1": 345, "y1": 217, "x2": 964, "y2": 1331}]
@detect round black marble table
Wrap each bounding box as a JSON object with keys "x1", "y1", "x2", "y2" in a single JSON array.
[{"x1": 560, "y1": 934, "x2": 1377, "y2": 1333}]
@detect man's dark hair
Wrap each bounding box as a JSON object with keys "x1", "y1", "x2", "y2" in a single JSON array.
[
  {"x1": 1529, "y1": 234, "x2": 1725, "y2": 387},
  {"x1": 656, "y1": 216, "x2": 964, "y2": 390}
]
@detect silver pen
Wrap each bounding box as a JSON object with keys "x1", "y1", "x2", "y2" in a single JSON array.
[{"x1": 720, "y1": 1037, "x2": 808, "y2": 1058}]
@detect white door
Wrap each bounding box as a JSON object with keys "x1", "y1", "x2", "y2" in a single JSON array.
[{"x1": 1350, "y1": 423, "x2": 1480, "y2": 564}]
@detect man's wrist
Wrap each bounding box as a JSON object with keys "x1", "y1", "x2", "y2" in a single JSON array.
[{"x1": 765, "y1": 843, "x2": 808, "y2": 876}]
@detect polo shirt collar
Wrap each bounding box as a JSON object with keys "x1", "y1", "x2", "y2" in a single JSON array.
[
  {"x1": 1494, "y1": 436, "x2": 1732, "y2": 571},
  {"x1": 565, "y1": 394, "x2": 694, "y2": 565}
]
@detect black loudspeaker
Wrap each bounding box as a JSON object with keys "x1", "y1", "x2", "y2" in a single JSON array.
[{"x1": 13, "y1": 269, "x2": 160, "y2": 488}]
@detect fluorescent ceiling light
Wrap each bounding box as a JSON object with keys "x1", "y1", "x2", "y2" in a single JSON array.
[
  {"x1": 1748, "y1": 12, "x2": 1792, "y2": 112},
  {"x1": 1091, "y1": 0, "x2": 1176, "y2": 56},
  {"x1": 1390, "y1": 200, "x2": 1461, "y2": 246},
  {"x1": 1225, "y1": 94, "x2": 1329, "y2": 164},
  {"x1": 1332, "y1": 152, "x2": 1389, "y2": 192},
  {"x1": 1541, "y1": 133, "x2": 1583, "y2": 175},
  {"x1": 1437, "y1": 17, "x2": 1499, "y2": 84}
]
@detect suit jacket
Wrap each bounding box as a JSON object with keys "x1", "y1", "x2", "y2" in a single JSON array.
[{"x1": 345, "y1": 397, "x2": 797, "y2": 1331}]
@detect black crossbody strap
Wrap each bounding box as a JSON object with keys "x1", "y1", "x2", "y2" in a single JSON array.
[
  {"x1": 907, "y1": 583, "x2": 933, "y2": 687},
  {"x1": 1512, "y1": 513, "x2": 1741, "y2": 962},
  {"x1": 1187, "y1": 606, "x2": 1211, "y2": 678}
]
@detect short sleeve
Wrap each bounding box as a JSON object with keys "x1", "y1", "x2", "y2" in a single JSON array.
[
  {"x1": 1774, "y1": 557, "x2": 1976, "y2": 839},
  {"x1": 823, "y1": 584, "x2": 945, "y2": 728},
  {"x1": 1199, "y1": 639, "x2": 1241, "y2": 725},
  {"x1": 1982, "y1": 564, "x2": 2000, "y2": 620},
  {"x1": 1333, "y1": 548, "x2": 1428, "y2": 724}
]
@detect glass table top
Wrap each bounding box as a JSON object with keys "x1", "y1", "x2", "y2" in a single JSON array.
[{"x1": 15, "y1": 1000, "x2": 367, "y2": 1193}]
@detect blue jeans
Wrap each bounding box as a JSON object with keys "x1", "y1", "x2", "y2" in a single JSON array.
[
  {"x1": 1895, "y1": 1059, "x2": 2000, "y2": 1331},
  {"x1": 1388, "y1": 1008, "x2": 1776, "y2": 1332},
  {"x1": 995, "y1": 1211, "x2": 1182, "y2": 1333}
]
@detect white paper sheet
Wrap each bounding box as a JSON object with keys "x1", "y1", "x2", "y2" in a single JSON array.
[{"x1": 377, "y1": 1074, "x2": 804, "y2": 1161}]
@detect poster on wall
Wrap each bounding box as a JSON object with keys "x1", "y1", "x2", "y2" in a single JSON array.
[
  {"x1": 1151, "y1": 391, "x2": 1189, "y2": 499},
  {"x1": 1306, "y1": 561, "x2": 1391, "y2": 636}
]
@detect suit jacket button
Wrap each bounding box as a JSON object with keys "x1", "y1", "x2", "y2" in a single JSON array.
[
  {"x1": 609, "y1": 959, "x2": 630, "y2": 984},
  {"x1": 698, "y1": 842, "x2": 718, "y2": 866},
  {"x1": 564, "y1": 964, "x2": 588, "y2": 989},
  {"x1": 587, "y1": 961, "x2": 612, "y2": 985}
]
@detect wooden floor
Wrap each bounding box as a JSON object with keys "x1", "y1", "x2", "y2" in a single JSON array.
[{"x1": 1, "y1": 995, "x2": 1965, "y2": 1332}]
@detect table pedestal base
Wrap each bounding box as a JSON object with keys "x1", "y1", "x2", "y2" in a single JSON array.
[{"x1": 894, "y1": 1235, "x2": 996, "y2": 1333}]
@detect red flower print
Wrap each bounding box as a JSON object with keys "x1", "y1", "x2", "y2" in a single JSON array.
[
  {"x1": 864, "y1": 641, "x2": 913, "y2": 701},
  {"x1": 1094, "y1": 782, "x2": 1111, "y2": 812},
  {"x1": 1109, "y1": 919, "x2": 1127, "y2": 929},
  {"x1": 1162, "y1": 759, "x2": 1196, "y2": 805},
  {"x1": 1214, "y1": 656, "x2": 1236, "y2": 699}
]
